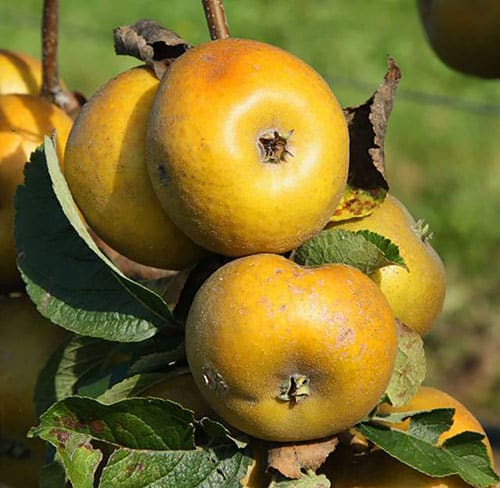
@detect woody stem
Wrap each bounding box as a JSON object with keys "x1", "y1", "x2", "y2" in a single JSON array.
[
  {"x1": 41, "y1": 0, "x2": 59, "y2": 101},
  {"x1": 41, "y1": 0, "x2": 80, "y2": 115},
  {"x1": 201, "y1": 0, "x2": 230, "y2": 40}
]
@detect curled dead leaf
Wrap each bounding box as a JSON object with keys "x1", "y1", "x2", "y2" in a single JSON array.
[
  {"x1": 343, "y1": 56, "x2": 401, "y2": 187},
  {"x1": 267, "y1": 436, "x2": 339, "y2": 480},
  {"x1": 113, "y1": 19, "x2": 191, "y2": 79},
  {"x1": 331, "y1": 57, "x2": 401, "y2": 222}
]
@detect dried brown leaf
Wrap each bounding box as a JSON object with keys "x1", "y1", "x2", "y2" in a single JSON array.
[
  {"x1": 267, "y1": 436, "x2": 339, "y2": 480},
  {"x1": 330, "y1": 186, "x2": 387, "y2": 221},
  {"x1": 332, "y1": 58, "x2": 401, "y2": 222},
  {"x1": 343, "y1": 56, "x2": 401, "y2": 188},
  {"x1": 113, "y1": 19, "x2": 191, "y2": 79}
]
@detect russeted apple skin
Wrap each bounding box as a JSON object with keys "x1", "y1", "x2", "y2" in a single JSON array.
[
  {"x1": 186, "y1": 254, "x2": 397, "y2": 442},
  {"x1": 64, "y1": 66, "x2": 204, "y2": 270},
  {"x1": 147, "y1": 38, "x2": 349, "y2": 257}
]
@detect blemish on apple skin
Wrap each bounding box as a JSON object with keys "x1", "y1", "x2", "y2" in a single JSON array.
[
  {"x1": 201, "y1": 53, "x2": 215, "y2": 63},
  {"x1": 244, "y1": 397, "x2": 258, "y2": 407},
  {"x1": 329, "y1": 311, "x2": 347, "y2": 326},
  {"x1": 156, "y1": 164, "x2": 170, "y2": 186},
  {"x1": 202, "y1": 366, "x2": 228, "y2": 398},
  {"x1": 258, "y1": 295, "x2": 274, "y2": 314},
  {"x1": 337, "y1": 326, "x2": 355, "y2": 346},
  {"x1": 287, "y1": 283, "x2": 307, "y2": 295}
]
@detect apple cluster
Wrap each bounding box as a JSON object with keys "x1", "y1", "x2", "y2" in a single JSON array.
[
  {"x1": 0, "y1": 16, "x2": 497, "y2": 485},
  {"x1": 60, "y1": 38, "x2": 447, "y2": 445}
]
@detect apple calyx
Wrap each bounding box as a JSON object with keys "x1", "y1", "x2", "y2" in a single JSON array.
[
  {"x1": 412, "y1": 218, "x2": 434, "y2": 243},
  {"x1": 258, "y1": 129, "x2": 294, "y2": 164},
  {"x1": 202, "y1": 366, "x2": 228, "y2": 397},
  {"x1": 278, "y1": 373, "x2": 311, "y2": 404}
]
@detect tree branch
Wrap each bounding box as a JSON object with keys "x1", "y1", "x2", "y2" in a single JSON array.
[
  {"x1": 41, "y1": 0, "x2": 80, "y2": 116},
  {"x1": 41, "y1": 0, "x2": 58, "y2": 100},
  {"x1": 201, "y1": 0, "x2": 230, "y2": 40}
]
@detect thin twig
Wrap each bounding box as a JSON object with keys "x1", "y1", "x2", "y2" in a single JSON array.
[
  {"x1": 41, "y1": 0, "x2": 58, "y2": 100},
  {"x1": 41, "y1": 0, "x2": 80, "y2": 115},
  {"x1": 201, "y1": 0, "x2": 230, "y2": 40}
]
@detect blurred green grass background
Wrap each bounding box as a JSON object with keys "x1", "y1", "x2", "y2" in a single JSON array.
[{"x1": 1, "y1": 0, "x2": 499, "y2": 420}]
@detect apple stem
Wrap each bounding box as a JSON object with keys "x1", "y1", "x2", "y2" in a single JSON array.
[
  {"x1": 202, "y1": 0, "x2": 230, "y2": 40},
  {"x1": 41, "y1": 0, "x2": 80, "y2": 115}
]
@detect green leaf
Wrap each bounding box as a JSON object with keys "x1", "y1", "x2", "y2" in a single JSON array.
[
  {"x1": 35, "y1": 335, "x2": 120, "y2": 417},
  {"x1": 356, "y1": 414, "x2": 499, "y2": 488},
  {"x1": 14, "y1": 139, "x2": 178, "y2": 342},
  {"x1": 40, "y1": 458, "x2": 67, "y2": 488},
  {"x1": 408, "y1": 409, "x2": 455, "y2": 444},
  {"x1": 56, "y1": 433, "x2": 103, "y2": 488},
  {"x1": 370, "y1": 409, "x2": 444, "y2": 425},
  {"x1": 128, "y1": 343, "x2": 186, "y2": 375},
  {"x1": 99, "y1": 446, "x2": 252, "y2": 488},
  {"x1": 96, "y1": 372, "x2": 181, "y2": 404},
  {"x1": 31, "y1": 396, "x2": 196, "y2": 451},
  {"x1": 356, "y1": 230, "x2": 406, "y2": 268},
  {"x1": 30, "y1": 394, "x2": 253, "y2": 488},
  {"x1": 269, "y1": 471, "x2": 331, "y2": 487},
  {"x1": 293, "y1": 229, "x2": 406, "y2": 274},
  {"x1": 77, "y1": 371, "x2": 115, "y2": 398},
  {"x1": 443, "y1": 432, "x2": 497, "y2": 474},
  {"x1": 122, "y1": 332, "x2": 184, "y2": 364},
  {"x1": 30, "y1": 396, "x2": 194, "y2": 450},
  {"x1": 199, "y1": 417, "x2": 249, "y2": 450},
  {"x1": 383, "y1": 321, "x2": 426, "y2": 407}
]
